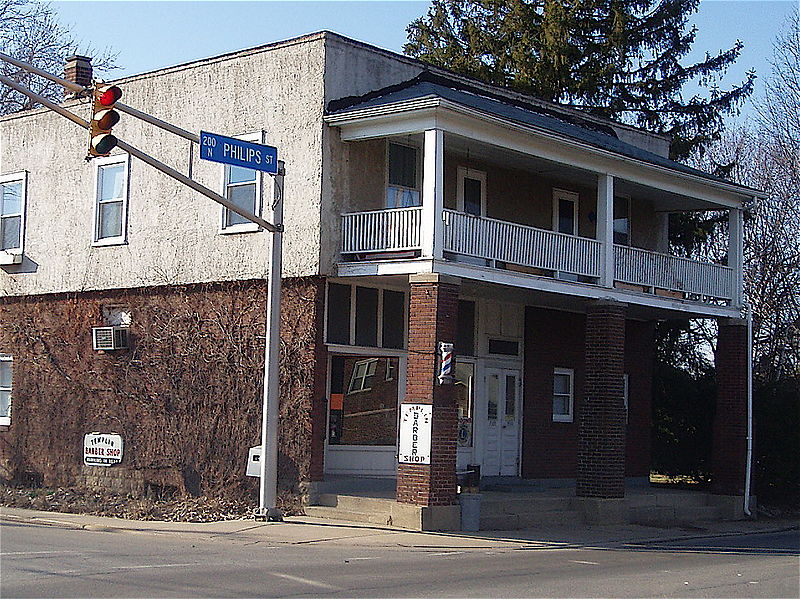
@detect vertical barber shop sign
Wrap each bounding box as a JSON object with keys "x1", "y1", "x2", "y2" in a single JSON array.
[{"x1": 398, "y1": 404, "x2": 432, "y2": 465}]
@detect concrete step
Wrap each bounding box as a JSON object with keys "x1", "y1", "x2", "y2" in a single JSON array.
[
  {"x1": 315, "y1": 493, "x2": 396, "y2": 512},
  {"x1": 304, "y1": 505, "x2": 393, "y2": 526},
  {"x1": 481, "y1": 496, "x2": 575, "y2": 513},
  {"x1": 626, "y1": 491, "x2": 710, "y2": 509}
]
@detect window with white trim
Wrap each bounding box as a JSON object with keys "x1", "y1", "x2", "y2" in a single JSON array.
[
  {"x1": 457, "y1": 167, "x2": 486, "y2": 216},
  {"x1": 0, "y1": 172, "x2": 26, "y2": 260},
  {"x1": 386, "y1": 142, "x2": 420, "y2": 208},
  {"x1": 614, "y1": 196, "x2": 631, "y2": 245},
  {"x1": 553, "y1": 189, "x2": 578, "y2": 236},
  {"x1": 552, "y1": 367, "x2": 574, "y2": 422},
  {"x1": 348, "y1": 358, "x2": 378, "y2": 393},
  {"x1": 220, "y1": 133, "x2": 264, "y2": 233},
  {"x1": 0, "y1": 355, "x2": 12, "y2": 426},
  {"x1": 94, "y1": 155, "x2": 129, "y2": 245}
]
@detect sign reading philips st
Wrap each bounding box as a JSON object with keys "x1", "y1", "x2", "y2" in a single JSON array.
[{"x1": 199, "y1": 131, "x2": 278, "y2": 174}]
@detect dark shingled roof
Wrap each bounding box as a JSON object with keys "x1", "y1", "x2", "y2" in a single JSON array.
[{"x1": 327, "y1": 73, "x2": 738, "y2": 188}]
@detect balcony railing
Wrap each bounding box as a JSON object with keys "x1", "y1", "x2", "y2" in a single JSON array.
[
  {"x1": 341, "y1": 206, "x2": 422, "y2": 254},
  {"x1": 614, "y1": 245, "x2": 734, "y2": 300},
  {"x1": 340, "y1": 208, "x2": 735, "y2": 303},
  {"x1": 443, "y1": 210, "x2": 602, "y2": 278}
]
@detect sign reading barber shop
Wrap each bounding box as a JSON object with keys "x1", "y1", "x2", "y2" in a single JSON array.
[
  {"x1": 398, "y1": 404, "x2": 432, "y2": 465},
  {"x1": 83, "y1": 432, "x2": 124, "y2": 466}
]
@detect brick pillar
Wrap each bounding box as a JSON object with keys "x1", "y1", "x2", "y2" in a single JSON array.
[
  {"x1": 712, "y1": 318, "x2": 748, "y2": 495},
  {"x1": 577, "y1": 300, "x2": 627, "y2": 498},
  {"x1": 396, "y1": 274, "x2": 459, "y2": 506}
]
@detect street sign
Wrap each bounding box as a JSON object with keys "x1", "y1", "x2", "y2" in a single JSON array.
[{"x1": 199, "y1": 131, "x2": 278, "y2": 174}]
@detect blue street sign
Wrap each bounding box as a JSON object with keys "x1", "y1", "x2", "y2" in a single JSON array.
[{"x1": 199, "y1": 131, "x2": 278, "y2": 174}]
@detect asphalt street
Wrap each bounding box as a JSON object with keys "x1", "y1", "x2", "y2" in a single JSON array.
[{"x1": 1, "y1": 518, "x2": 798, "y2": 598}]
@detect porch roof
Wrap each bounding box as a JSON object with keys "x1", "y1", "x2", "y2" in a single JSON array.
[{"x1": 327, "y1": 73, "x2": 761, "y2": 199}]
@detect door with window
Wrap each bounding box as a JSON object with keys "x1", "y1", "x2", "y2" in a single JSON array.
[{"x1": 482, "y1": 368, "x2": 521, "y2": 476}]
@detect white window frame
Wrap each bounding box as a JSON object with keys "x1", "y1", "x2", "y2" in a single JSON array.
[
  {"x1": 457, "y1": 167, "x2": 487, "y2": 216},
  {"x1": 219, "y1": 131, "x2": 265, "y2": 234},
  {"x1": 614, "y1": 195, "x2": 632, "y2": 246},
  {"x1": 552, "y1": 189, "x2": 579, "y2": 236},
  {"x1": 348, "y1": 358, "x2": 378, "y2": 393},
  {"x1": 552, "y1": 367, "x2": 574, "y2": 423},
  {"x1": 92, "y1": 154, "x2": 130, "y2": 246},
  {"x1": 0, "y1": 355, "x2": 12, "y2": 426},
  {"x1": 0, "y1": 171, "x2": 28, "y2": 263},
  {"x1": 385, "y1": 141, "x2": 421, "y2": 208}
]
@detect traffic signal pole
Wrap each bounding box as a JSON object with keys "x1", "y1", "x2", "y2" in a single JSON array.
[{"x1": 1, "y1": 58, "x2": 286, "y2": 520}]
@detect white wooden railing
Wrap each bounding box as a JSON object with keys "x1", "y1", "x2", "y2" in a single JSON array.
[
  {"x1": 340, "y1": 208, "x2": 734, "y2": 303},
  {"x1": 341, "y1": 206, "x2": 423, "y2": 254},
  {"x1": 614, "y1": 245, "x2": 734, "y2": 300},
  {"x1": 443, "y1": 210, "x2": 602, "y2": 278}
]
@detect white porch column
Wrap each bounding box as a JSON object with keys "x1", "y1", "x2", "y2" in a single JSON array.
[
  {"x1": 728, "y1": 206, "x2": 745, "y2": 307},
  {"x1": 421, "y1": 128, "x2": 444, "y2": 260},
  {"x1": 596, "y1": 173, "x2": 615, "y2": 287}
]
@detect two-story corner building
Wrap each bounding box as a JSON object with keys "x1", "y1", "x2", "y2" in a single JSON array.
[{"x1": 0, "y1": 32, "x2": 757, "y2": 529}]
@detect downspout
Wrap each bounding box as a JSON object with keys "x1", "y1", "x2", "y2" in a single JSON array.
[{"x1": 744, "y1": 303, "x2": 753, "y2": 517}]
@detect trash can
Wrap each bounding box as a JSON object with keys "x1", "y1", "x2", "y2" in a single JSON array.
[{"x1": 459, "y1": 492, "x2": 482, "y2": 532}]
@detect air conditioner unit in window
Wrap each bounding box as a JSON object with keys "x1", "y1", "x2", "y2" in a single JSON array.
[{"x1": 92, "y1": 326, "x2": 129, "y2": 351}]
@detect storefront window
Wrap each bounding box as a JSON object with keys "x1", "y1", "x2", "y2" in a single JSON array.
[
  {"x1": 455, "y1": 362, "x2": 475, "y2": 447},
  {"x1": 328, "y1": 355, "x2": 400, "y2": 446}
]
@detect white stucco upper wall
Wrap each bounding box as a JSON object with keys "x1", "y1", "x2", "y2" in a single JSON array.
[{"x1": 1, "y1": 35, "x2": 327, "y2": 297}]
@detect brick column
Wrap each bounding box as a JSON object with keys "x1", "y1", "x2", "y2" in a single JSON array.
[
  {"x1": 577, "y1": 300, "x2": 627, "y2": 498},
  {"x1": 396, "y1": 274, "x2": 459, "y2": 506},
  {"x1": 712, "y1": 318, "x2": 748, "y2": 495}
]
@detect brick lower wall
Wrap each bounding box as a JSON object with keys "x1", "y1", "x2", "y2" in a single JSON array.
[
  {"x1": 522, "y1": 305, "x2": 651, "y2": 482},
  {"x1": 0, "y1": 276, "x2": 327, "y2": 500}
]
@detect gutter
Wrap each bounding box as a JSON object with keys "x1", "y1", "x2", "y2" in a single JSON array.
[{"x1": 744, "y1": 303, "x2": 754, "y2": 517}]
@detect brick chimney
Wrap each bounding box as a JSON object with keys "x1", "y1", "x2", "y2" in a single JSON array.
[{"x1": 64, "y1": 55, "x2": 92, "y2": 96}]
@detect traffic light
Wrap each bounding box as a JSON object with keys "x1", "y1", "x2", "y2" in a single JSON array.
[{"x1": 88, "y1": 83, "x2": 122, "y2": 157}]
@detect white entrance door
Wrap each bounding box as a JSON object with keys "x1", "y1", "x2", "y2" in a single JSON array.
[{"x1": 482, "y1": 368, "x2": 521, "y2": 476}]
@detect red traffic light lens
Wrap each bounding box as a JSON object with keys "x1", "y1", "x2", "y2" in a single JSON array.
[
  {"x1": 98, "y1": 85, "x2": 122, "y2": 107},
  {"x1": 95, "y1": 109, "x2": 120, "y2": 130}
]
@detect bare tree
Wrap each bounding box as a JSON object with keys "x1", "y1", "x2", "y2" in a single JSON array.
[
  {"x1": 701, "y1": 11, "x2": 800, "y2": 381},
  {"x1": 0, "y1": 0, "x2": 117, "y2": 114}
]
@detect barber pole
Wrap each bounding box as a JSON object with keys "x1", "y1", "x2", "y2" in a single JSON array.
[{"x1": 438, "y1": 341, "x2": 454, "y2": 385}]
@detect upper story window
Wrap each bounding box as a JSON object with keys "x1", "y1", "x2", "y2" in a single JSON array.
[
  {"x1": 221, "y1": 133, "x2": 264, "y2": 234},
  {"x1": 553, "y1": 189, "x2": 578, "y2": 236},
  {"x1": 386, "y1": 142, "x2": 420, "y2": 208},
  {"x1": 0, "y1": 355, "x2": 12, "y2": 426},
  {"x1": 0, "y1": 172, "x2": 27, "y2": 261},
  {"x1": 94, "y1": 155, "x2": 129, "y2": 245},
  {"x1": 457, "y1": 167, "x2": 486, "y2": 216},
  {"x1": 614, "y1": 196, "x2": 631, "y2": 245}
]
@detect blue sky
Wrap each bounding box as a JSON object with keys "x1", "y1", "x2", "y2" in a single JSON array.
[{"x1": 53, "y1": 1, "x2": 795, "y2": 120}]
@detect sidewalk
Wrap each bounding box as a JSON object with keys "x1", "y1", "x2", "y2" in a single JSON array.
[{"x1": 2, "y1": 505, "x2": 796, "y2": 551}]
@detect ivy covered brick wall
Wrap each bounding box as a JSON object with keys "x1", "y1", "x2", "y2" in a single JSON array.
[{"x1": 0, "y1": 276, "x2": 327, "y2": 503}]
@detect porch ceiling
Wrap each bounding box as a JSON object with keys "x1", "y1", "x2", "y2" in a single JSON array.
[{"x1": 444, "y1": 132, "x2": 732, "y2": 213}]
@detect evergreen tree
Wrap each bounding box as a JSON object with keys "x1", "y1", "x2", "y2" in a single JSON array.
[{"x1": 405, "y1": 0, "x2": 754, "y2": 160}]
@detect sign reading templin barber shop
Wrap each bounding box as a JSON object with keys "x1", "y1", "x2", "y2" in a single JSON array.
[
  {"x1": 398, "y1": 404, "x2": 432, "y2": 465},
  {"x1": 83, "y1": 432, "x2": 123, "y2": 466}
]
